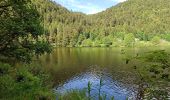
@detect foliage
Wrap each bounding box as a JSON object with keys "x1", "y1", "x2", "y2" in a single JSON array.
[
  {"x1": 135, "y1": 32, "x2": 149, "y2": 41},
  {"x1": 161, "y1": 34, "x2": 170, "y2": 41},
  {"x1": 0, "y1": 0, "x2": 53, "y2": 99},
  {"x1": 144, "y1": 50, "x2": 170, "y2": 63},
  {"x1": 0, "y1": 62, "x2": 55, "y2": 100},
  {"x1": 32, "y1": 0, "x2": 170, "y2": 47},
  {"x1": 145, "y1": 89, "x2": 169, "y2": 100},
  {"x1": 58, "y1": 79, "x2": 113, "y2": 100},
  {"x1": 58, "y1": 90, "x2": 88, "y2": 100},
  {"x1": 82, "y1": 39, "x2": 93, "y2": 47},
  {"x1": 34, "y1": 41, "x2": 52, "y2": 55},
  {"x1": 111, "y1": 38, "x2": 122, "y2": 47},
  {"x1": 135, "y1": 50, "x2": 170, "y2": 99},
  {"x1": 77, "y1": 34, "x2": 86, "y2": 46},
  {"x1": 1, "y1": 0, "x2": 170, "y2": 99},
  {"x1": 102, "y1": 35, "x2": 113, "y2": 46},
  {"x1": 138, "y1": 50, "x2": 170, "y2": 82},
  {"x1": 93, "y1": 39, "x2": 102, "y2": 47},
  {"x1": 124, "y1": 33, "x2": 135, "y2": 47},
  {"x1": 151, "y1": 36, "x2": 161, "y2": 45},
  {"x1": 0, "y1": 0, "x2": 51, "y2": 63}
]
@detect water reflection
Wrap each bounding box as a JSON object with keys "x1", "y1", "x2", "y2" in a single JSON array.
[
  {"x1": 37, "y1": 47, "x2": 170, "y2": 99},
  {"x1": 40, "y1": 48, "x2": 148, "y2": 86},
  {"x1": 56, "y1": 66, "x2": 137, "y2": 100}
]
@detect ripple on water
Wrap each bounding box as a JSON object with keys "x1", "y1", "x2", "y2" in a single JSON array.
[{"x1": 55, "y1": 66, "x2": 137, "y2": 100}]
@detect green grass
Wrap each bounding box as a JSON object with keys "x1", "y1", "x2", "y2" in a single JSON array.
[
  {"x1": 0, "y1": 62, "x2": 55, "y2": 100},
  {"x1": 58, "y1": 90, "x2": 88, "y2": 100}
]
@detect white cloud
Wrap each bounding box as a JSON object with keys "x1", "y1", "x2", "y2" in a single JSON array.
[
  {"x1": 54, "y1": 0, "x2": 127, "y2": 14},
  {"x1": 75, "y1": 3, "x2": 103, "y2": 14},
  {"x1": 55, "y1": 0, "x2": 103, "y2": 14},
  {"x1": 86, "y1": 8, "x2": 103, "y2": 14},
  {"x1": 107, "y1": 0, "x2": 127, "y2": 2},
  {"x1": 117, "y1": 0, "x2": 127, "y2": 2}
]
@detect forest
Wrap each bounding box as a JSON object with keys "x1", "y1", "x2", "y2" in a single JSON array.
[
  {"x1": 0, "y1": 0, "x2": 170, "y2": 100},
  {"x1": 33, "y1": 0, "x2": 170, "y2": 47}
]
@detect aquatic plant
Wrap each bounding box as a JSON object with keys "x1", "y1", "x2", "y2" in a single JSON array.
[
  {"x1": 99, "y1": 78, "x2": 104, "y2": 100},
  {"x1": 57, "y1": 78, "x2": 116, "y2": 100},
  {"x1": 87, "y1": 81, "x2": 92, "y2": 100}
]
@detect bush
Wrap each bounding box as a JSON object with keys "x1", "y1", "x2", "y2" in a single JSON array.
[
  {"x1": 111, "y1": 38, "x2": 122, "y2": 47},
  {"x1": 82, "y1": 39, "x2": 93, "y2": 47},
  {"x1": 102, "y1": 36, "x2": 113, "y2": 46},
  {"x1": 137, "y1": 50, "x2": 170, "y2": 83},
  {"x1": 124, "y1": 33, "x2": 135, "y2": 47},
  {"x1": 0, "y1": 62, "x2": 55, "y2": 100},
  {"x1": 161, "y1": 34, "x2": 170, "y2": 41},
  {"x1": 151, "y1": 36, "x2": 160, "y2": 45},
  {"x1": 93, "y1": 40, "x2": 102, "y2": 47}
]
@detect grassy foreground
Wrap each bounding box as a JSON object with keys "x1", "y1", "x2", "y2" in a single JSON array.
[{"x1": 0, "y1": 62, "x2": 55, "y2": 100}]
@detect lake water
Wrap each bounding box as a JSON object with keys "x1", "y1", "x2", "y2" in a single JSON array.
[{"x1": 38, "y1": 47, "x2": 170, "y2": 100}]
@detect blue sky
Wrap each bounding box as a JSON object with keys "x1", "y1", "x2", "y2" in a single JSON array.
[{"x1": 54, "y1": 0, "x2": 127, "y2": 14}]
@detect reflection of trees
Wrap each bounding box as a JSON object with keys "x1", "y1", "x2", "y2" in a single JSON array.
[{"x1": 36, "y1": 48, "x2": 169, "y2": 99}]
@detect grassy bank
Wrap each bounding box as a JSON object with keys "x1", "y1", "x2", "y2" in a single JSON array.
[{"x1": 0, "y1": 62, "x2": 55, "y2": 100}]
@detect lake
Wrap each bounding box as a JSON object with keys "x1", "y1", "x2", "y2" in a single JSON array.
[{"x1": 37, "y1": 47, "x2": 170, "y2": 100}]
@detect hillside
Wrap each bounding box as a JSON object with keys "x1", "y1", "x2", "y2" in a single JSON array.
[
  {"x1": 33, "y1": 0, "x2": 170, "y2": 47},
  {"x1": 92, "y1": 0, "x2": 170, "y2": 38},
  {"x1": 32, "y1": 0, "x2": 89, "y2": 46}
]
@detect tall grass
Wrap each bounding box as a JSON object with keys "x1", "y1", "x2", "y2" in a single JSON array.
[{"x1": 58, "y1": 78, "x2": 114, "y2": 100}]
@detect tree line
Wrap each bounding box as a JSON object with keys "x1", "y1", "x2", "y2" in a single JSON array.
[
  {"x1": 0, "y1": 0, "x2": 54, "y2": 99},
  {"x1": 33, "y1": 0, "x2": 170, "y2": 47}
]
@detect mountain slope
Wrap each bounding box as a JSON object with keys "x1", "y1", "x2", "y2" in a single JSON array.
[
  {"x1": 92, "y1": 0, "x2": 170, "y2": 35},
  {"x1": 32, "y1": 0, "x2": 89, "y2": 46},
  {"x1": 33, "y1": 0, "x2": 170, "y2": 47}
]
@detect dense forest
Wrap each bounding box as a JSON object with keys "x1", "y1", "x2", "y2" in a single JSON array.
[
  {"x1": 33, "y1": 0, "x2": 170, "y2": 47},
  {"x1": 0, "y1": 0, "x2": 54, "y2": 99},
  {"x1": 0, "y1": 0, "x2": 170, "y2": 100}
]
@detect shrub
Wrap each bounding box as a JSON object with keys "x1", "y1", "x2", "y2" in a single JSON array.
[
  {"x1": 82, "y1": 39, "x2": 93, "y2": 47},
  {"x1": 124, "y1": 33, "x2": 135, "y2": 47},
  {"x1": 102, "y1": 36, "x2": 113, "y2": 46},
  {"x1": 0, "y1": 62, "x2": 55, "y2": 99},
  {"x1": 93, "y1": 40, "x2": 102, "y2": 47},
  {"x1": 151, "y1": 36, "x2": 160, "y2": 45}
]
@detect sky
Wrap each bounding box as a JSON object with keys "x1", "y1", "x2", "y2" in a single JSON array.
[{"x1": 54, "y1": 0, "x2": 127, "y2": 14}]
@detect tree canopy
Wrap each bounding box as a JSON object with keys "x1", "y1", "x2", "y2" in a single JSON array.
[
  {"x1": 31, "y1": 0, "x2": 170, "y2": 47},
  {"x1": 0, "y1": 0, "x2": 51, "y2": 63}
]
